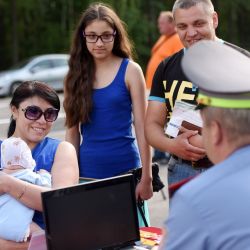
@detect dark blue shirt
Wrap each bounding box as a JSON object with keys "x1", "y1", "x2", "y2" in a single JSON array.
[{"x1": 79, "y1": 58, "x2": 141, "y2": 178}]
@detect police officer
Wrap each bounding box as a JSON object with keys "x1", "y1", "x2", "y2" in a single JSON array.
[{"x1": 160, "y1": 40, "x2": 250, "y2": 250}]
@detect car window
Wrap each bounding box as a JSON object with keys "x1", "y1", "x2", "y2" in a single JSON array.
[
  {"x1": 10, "y1": 58, "x2": 33, "y2": 69},
  {"x1": 51, "y1": 58, "x2": 68, "y2": 68},
  {"x1": 31, "y1": 60, "x2": 53, "y2": 72}
]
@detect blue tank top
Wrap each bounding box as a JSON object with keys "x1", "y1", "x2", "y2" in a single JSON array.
[
  {"x1": 32, "y1": 137, "x2": 60, "y2": 229},
  {"x1": 79, "y1": 58, "x2": 141, "y2": 178}
]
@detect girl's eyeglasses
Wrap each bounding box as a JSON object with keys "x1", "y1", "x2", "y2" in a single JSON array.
[
  {"x1": 21, "y1": 105, "x2": 59, "y2": 122},
  {"x1": 83, "y1": 31, "x2": 116, "y2": 43}
]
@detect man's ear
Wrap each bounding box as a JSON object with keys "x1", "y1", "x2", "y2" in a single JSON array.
[
  {"x1": 211, "y1": 120, "x2": 223, "y2": 146},
  {"x1": 212, "y1": 11, "x2": 219, "y2": 29}
]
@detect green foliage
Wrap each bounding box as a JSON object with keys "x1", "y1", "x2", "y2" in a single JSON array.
[
  {"x1": 0, "y1": 0, "x2": 250, "y2": 73},
  {"x1": 215, "y1": 0, "x2": 250, "y2": 50}
]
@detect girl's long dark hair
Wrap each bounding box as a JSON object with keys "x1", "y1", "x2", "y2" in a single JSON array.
[
  {"x1": 8, "y1": 81, "x2": 60, "y2": 137},
  {"x1": 63, "y1": 2, "x2": 134, "y2": 128}
]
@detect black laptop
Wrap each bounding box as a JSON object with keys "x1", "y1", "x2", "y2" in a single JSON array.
[{"x1": 41, "y1": 174, "x2": 140, "y2": 250}]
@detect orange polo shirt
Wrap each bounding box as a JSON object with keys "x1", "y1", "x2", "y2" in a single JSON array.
[{"x1": 145, "y1": 33, "x2": 183, "y2": 89}]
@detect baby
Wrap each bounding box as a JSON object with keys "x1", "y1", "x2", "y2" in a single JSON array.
[{"x1": 0, "y1": 137, "x2": 51, "y2": 242}]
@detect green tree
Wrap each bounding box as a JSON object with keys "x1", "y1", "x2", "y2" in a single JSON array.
[{"x1": 0, "y1": 0, "x2": 249, "y2": 72}]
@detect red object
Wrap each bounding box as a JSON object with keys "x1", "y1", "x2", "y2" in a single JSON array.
[
  {"x1": 168, "y1": 176, "x2": 196, "y2": 198},
  {"x1": 140, "y1": 227, "x2": 163, "y2": 247},
  {"x1": 140, "y1": 227, "x2": 162, "y2": 235}
]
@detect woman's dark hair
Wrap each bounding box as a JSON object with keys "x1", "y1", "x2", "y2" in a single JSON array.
[
  {"x1": 64, "y1": 2, "x2": 134, "y2": 128},
  {"x1": 8, "y1": 80, "x2": 60, "y2": 137}
]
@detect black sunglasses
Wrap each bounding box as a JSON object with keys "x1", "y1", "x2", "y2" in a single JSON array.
[{"x1": 21, "y1": 105, "x2": 59, "y2": 122}]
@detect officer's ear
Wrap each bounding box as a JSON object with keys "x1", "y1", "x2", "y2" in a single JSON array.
[{"x1": 210, "y1": 120, "x2": 223, "y2": 146}]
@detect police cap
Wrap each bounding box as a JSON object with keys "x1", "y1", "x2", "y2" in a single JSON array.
[{"x1": 181, "y1": 40, "x2": 250, "y2": 108}]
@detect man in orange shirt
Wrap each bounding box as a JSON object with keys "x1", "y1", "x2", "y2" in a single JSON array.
[{"x1": 145, "y1": 11, "x2": 183, "y2": 89}]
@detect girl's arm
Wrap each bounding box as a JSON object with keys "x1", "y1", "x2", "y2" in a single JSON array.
[
  {"x1": 65, "y1": 125, "x2": 81, "y2": 158},
  {"x1": 126, "y1": 61, "x2": 153, "y2": 200}
]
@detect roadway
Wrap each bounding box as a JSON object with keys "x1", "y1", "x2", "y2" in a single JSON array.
[{"x1": 0, "y1": 94, "x2": 169, "y2": 228}]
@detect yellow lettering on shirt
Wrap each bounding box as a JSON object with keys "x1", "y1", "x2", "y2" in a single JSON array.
[
  {"x1": 163, "y1": 80, "x2": 196, "y2": 120},
  {"x1": 165, "y1": 80, "x2": 178, "y2": 110},
  {"x1": 176, "y1": 81, "x2": 195, "y2": 101}
]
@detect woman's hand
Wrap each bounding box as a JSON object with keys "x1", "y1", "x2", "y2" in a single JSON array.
[
  {"x1": 0, "y1": 171, "x2": 9, "y2": 195},
  {"x1": 0, "y1": 238, "x2": 29, "y2": 250},
  {"x1": 0, "y1": 223, "x2": 42, "y2": 250},
  {"x1": 135, "y1": 177, "x2": 153, "y2": 201}
]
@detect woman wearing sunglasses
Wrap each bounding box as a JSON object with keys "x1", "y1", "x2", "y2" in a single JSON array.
[
  {"x1": 0, "y1": 80, "x2": 79, "y2": 249},
  {"x1": 64, "y1": 2, "x2": 153, "y2": 221}
]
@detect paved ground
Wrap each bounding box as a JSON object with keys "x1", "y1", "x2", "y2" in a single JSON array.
[{"x1": 147, "y1": 163, "x2": 169, "y2": 228}]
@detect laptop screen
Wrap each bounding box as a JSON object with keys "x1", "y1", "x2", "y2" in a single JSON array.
[{"x1": 41, "y1": 174, "x2": 140, "y2": 250}]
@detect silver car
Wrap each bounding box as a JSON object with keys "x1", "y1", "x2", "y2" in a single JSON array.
[{"x1": 0, "y1": 54, "x2": 69, "y2": 96}]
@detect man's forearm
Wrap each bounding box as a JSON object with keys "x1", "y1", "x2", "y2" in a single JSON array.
[{"x1": 145, "y1": 122, "x2": 173, "y2": 154}]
